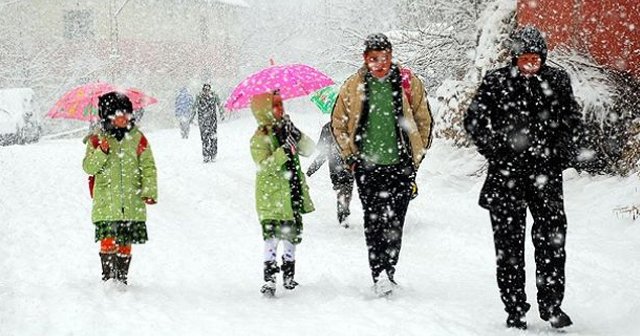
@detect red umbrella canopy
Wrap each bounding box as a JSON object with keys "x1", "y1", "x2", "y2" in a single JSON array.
[{"x1": 47, "y1": 82, "x2": 157, "y2": 121}]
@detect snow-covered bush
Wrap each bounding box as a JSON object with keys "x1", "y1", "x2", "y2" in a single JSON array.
[
  {"x1": 432, "y1": 0, "x2": 516, "y2": 146},
  {"x1": 551, "y1": 48, "x2": 640, "y2": 175},
  {"x1": 433, "y1": 80, "x2": 476, "y2": 146}
]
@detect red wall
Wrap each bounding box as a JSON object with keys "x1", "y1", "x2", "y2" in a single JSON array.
[{"x1": 518, "y1": 0, "x2": 640, "y2": 78}]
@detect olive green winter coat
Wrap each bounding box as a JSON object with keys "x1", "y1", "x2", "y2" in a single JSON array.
[
  {"x1": 82, "y1": 127, "x2": 158, "y2": 223},
  {"x1": 250, "y1": 92, "x2": 315, "y2": 222}
]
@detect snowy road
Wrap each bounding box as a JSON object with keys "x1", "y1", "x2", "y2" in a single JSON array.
[{"x1": 1, "y1": 111, "x2": 639, "y2": 335}]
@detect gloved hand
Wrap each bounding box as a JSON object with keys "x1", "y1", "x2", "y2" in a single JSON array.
[
  {"x1": 273, "y1": 123, "x2": 289, "y2": 146},
  {"x1": 99, "y1": 137, "x2": 110, "y2": 153},
  {"x1": 288, "y1": 123, "x2": 302, "y2": 143},
  {"x1": 143, "y1": 197, "x2": 156, "y2": 205}
]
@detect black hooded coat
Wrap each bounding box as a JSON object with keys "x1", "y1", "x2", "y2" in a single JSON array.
[
  {"x1": 464, "y1": 27, "x2": 586, "y2": 318},
  {"x1": 464, "y1": 27, "x2": 583, "y2": 210}
]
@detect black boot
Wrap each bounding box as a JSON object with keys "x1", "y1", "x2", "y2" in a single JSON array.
[
  {"x1": 260, "y1": 261, "x2": 279, "y2": 297},
  {"x1": 115, "y1": 255, "x2": 132, "y2": 285},
  {"x1": 506, "y1": 312, "x2": 527, "y2": 330},
  {"x1": 99, "y1": 252, "x2": 116, "y2": 281},
  {"x1": 506, "y1": 303, "x2": 530, "y2": 330},
  {"x1": 281, "y1": 257, "x2": 298, "y2": 290},
  {"x1": 541, "y1": 307, "x2": 573, "y2": 329}
]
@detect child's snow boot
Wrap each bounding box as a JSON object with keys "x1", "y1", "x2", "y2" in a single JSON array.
[
  {"x1": 99, "y1": 252, "x2": 116, "y2": 281},
  {"x1": 281, "y1": 257, "x2": 298, "y2": 290},
  {"x1": 260, "y1": 261, "x2": 279, "y2": 297},
  {"x1": 115, "y1": 255, "x2": 132, "y2": 285}
]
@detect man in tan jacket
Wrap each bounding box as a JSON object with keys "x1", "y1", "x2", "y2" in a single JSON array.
[{"x1": 331, "y1": 33, "x2": 433, "y2": 296}]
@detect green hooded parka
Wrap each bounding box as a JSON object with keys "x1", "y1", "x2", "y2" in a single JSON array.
[
  {"x1": 83, "y1": 127, "x2": 158, "y2": 223},
  {"x1": 249, "y1": 93, "x2": 315, "y2": 223}
]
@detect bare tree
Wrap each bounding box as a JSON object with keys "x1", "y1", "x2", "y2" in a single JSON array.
[{"x1": 391, "y1": 0, "x2": 492, "y2": 89}]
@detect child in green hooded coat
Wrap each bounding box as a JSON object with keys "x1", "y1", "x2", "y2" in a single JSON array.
[
  {"x1": 83, "y1": 92, "x2": 158, "y2": 286},
  {"x1": 249, "y1": 91, "x2": 315, "y2": 297}
]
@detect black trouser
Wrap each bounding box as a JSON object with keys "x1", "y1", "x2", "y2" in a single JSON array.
[
  {"x1": 332, "y1": 176, "x2": 354, "y2": 224},
  {"x1": 488, "y1": 171, "x2": 567, "y2": 316},
  {"x1": 355, "y1": 162, "x2": 413, "y2": 282},
  {"x1": 199, "y1": 121, "x2": 217, "y2": 161}
]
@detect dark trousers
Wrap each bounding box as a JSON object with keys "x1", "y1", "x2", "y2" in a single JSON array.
[
  {"x1": 488, "y1": 171, "x2": 567, "y2": 316},
  {"x1": 333, "y1": 178, "x2": 354, "y2": 224},
  {"x1": 355, "y1": 163, "x2": 412, "y2": 282},
  {"x1": 199, "y1": 122, "x2": 217, "y2": 162}
]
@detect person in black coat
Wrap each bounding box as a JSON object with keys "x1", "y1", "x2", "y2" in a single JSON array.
[
  {"x1": 464, "y1": 26, "x2": 582, "y2": 330},
  {"x1": 193, "y1": 83, "x2": 222, "y2": 163},
  {"x1": 306, "y1": 122, "x2": 355, "y2": 227}
]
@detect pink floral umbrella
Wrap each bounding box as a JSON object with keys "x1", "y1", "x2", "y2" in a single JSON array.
[
  {"x1": 225, "y1": 63, "x2": 334, "y2": 111},
  {"x1": 47, "y1": 82, "x2": 158, "y2": 121}
]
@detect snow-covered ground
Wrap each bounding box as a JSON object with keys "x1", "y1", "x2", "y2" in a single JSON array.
[{"x1": 1, "y1": 109, "x2": 639, "y2": 336}]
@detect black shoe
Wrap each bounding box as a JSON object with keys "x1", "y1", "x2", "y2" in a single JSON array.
[
  {"x1": 541, "y1": 308, "x2": 573, "y2": 329},
  {"x1": 99, "y1": 252, "x2": 116, "y2": 281},
  {"x1": 115, "y1": 255, "x2": 132, "y2": 285},
  {"x1": 260, "y1": 281, "x2": 276, "y2": 297},
  {"x1": 281, "y1": 258, "x2": 298, "y2": 290},
  {"x1": 283, "y1": 278, "x2": 299, "y2": 290},
  {"x1": 261, "y1": 261, "x2": 279, "y2": 296},
  {"x1": 506, "y1": 313, "x2": 527, "y2": 330}
]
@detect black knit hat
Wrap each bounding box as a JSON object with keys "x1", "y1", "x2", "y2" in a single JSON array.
[
  {"x1": 510, "y1": 25, "x2": 548, "y2": 64},
  {"x1": 364, "y1": 33, "x2": 392, "y2": 53},
  {"x1": 98, "y1": 91, "x2": 133, "y2": 121}
]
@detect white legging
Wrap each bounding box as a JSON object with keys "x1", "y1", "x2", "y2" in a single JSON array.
[{"x1": 264, "y1": 238, "x2": 296, "y2": 263}]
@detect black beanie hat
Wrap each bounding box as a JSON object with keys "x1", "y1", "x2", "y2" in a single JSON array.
[
  {"x1": 364, "y1": 33, "x2": 392, "y2": 53},
  {"x1": 510, "y1": 25, "x2": 548, "y2": 65},
  {"x1": 98, "y1": 91, "x2": 133, "y2": 121}
]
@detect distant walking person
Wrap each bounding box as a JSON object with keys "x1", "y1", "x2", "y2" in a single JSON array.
[
  {"x1": 175, "y1": 87, "x2": 194, "y2": 139},
  {"x1": 464, "y1": 26, "x2": 582, "y2": 330},
  {"x1": 193, "y1": 83, "x2": 222, "y2": 162},
  {"x1": 306, "y1": 122, "x2": 354, "y2": 228},
  {"x1": 331, "y1": 33, "x2": 433, "y2": 296}
]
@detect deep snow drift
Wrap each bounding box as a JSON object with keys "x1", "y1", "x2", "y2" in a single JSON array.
[{"x1": 1, "y1": 109, "x2": 639, "y2": 335}]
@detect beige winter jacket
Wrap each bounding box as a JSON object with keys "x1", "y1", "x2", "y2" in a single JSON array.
[{"x1": 331, "y1": 65, "x2": 433, "y2": 168}]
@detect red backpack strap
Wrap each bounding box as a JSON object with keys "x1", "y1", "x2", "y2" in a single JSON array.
[
  {"x1": 400, "y1": 68, "x2": 412, "y2": 106},
  {"x1": 137, "y1": 134, "x2": 148, "y2": 156},
  {"x1": 89, "y1": 135, "x2": 100, "y2": 149},
  {"x1": 87, "y1": 135, "x2": 100, "y2": 198}
]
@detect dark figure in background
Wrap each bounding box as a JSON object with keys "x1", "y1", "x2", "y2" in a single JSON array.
[
  {"x1": 464, "y1": 26, "x2": 582, "y2": 330},
  {"x1": 332, "y1": 33, "x2": 433, "y2": 296},
  {"x1": 132, "y1": 108, "x2": 145, "y2": 124},
  {"x1": 193, "y1": 83, "x2": 222, "y2": 162},
  {"x1": 175, "y1": 87, "x2": 194, "y2": 139},
  {"x1": 306, "y1": 122, "x2": 355, "y2": 228}
]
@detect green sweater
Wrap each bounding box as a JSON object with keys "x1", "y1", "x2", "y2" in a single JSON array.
[{"x1": 361, "y1": 77, "x2": 400, "y2": 165}]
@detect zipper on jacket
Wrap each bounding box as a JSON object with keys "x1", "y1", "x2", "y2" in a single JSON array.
[{"x1": 119, "y1": 143, "x2": 125, "y2": 217}]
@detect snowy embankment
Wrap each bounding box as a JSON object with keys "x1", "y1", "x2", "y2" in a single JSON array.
[{"x1": 1, "y1": 109, "x2": 639, "y2": 335}]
